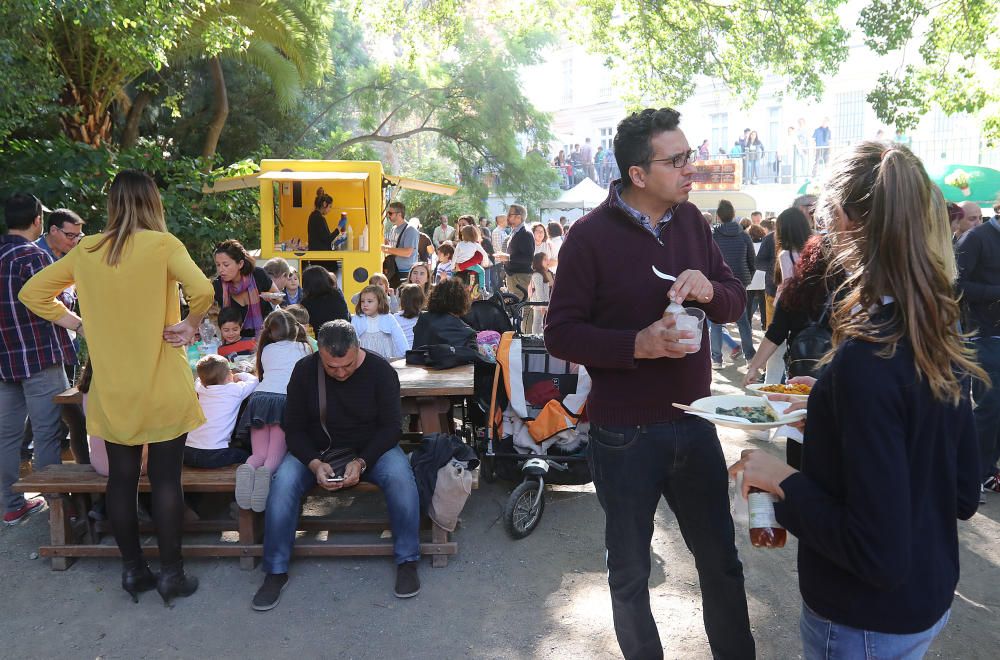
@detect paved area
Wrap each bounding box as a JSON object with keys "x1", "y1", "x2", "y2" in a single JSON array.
[{"x1": 2, "y1": 351, "x2": 998, "y2": 659}]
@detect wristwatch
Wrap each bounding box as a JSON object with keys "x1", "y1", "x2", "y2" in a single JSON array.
[{"x1": 354, "y1": 457, "x2": 367, "y2": 474}]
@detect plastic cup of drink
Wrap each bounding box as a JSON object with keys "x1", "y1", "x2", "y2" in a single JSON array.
[{"x1": 673, "y1": 307, "x2": 705, "y2": 345}]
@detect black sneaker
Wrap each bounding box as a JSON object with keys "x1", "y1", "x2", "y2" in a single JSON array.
[
  {"x1": 252, "y1": 573, "x2": 289, "y2": 611},
  {"x1": 394, "y1": 561, "x2": 420, "y2": 598}
]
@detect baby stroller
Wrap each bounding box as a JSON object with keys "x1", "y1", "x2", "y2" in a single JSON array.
[{"x1": 475, "y1": 330, "x2": 592, "y2": 539}]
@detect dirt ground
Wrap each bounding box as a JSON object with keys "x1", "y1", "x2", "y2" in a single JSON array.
[{"x1": 2, "y1": 359, "x2": 999, "y2": 659}]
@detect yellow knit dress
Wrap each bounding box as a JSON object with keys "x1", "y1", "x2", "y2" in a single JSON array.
[{"x1": 19, "y1": 231, "x2": 214, "y2": 445}]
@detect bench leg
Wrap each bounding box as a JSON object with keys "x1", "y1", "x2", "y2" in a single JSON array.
[
  {"x1": 48, "y1": 497, "x2": 74, "y2": 571},
  {"x1": 431, "y1": 522, "x2": 449, "y2": 568},
  {"x1": 238, "y1": 508, "x2": 257, "y2": 570}
]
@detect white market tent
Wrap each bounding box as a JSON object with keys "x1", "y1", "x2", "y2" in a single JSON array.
[{"x1": 540, "y1": 177, "x2": 608, "y2": 212}]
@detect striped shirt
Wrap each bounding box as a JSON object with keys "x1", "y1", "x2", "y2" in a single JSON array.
[{"x1": 0, "y1": 235, "x2": 76, "y2": 381}]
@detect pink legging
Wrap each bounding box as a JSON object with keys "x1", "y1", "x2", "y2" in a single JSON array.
[{"x1": 247, "y1": 424, "x2": 287, "y2": 473}]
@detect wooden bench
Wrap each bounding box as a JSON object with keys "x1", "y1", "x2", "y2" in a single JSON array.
[{"x1": 14, "y1": 463, "x2": 456, "y2": 571}]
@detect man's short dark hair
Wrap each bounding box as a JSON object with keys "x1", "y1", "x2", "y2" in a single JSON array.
[
  {"x1": 613, "y1": 108, "x2": 682, "y2": 188},
  {"x1": 4, "y1": 193, "x2": 44, "y2": 231},
  {"x1": 750, "y1": 210, "x2": 762, "y2": 219},
  {"x1": 388, "y1": 201, "x2": 406, "y2": 217},
  {"x1": 716, "y1": 200, "x2": 735, "y2": 223},
  {"x1": 317, "y1": 319, "x2": 359, "y2": 357},
  {"x1": 46, "y1": 208, "x2": 84, "y2": 232}
]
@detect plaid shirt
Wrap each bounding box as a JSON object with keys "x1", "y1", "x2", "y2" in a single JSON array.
[
  {"x1": 0, "y1": 235, "x2": 76, "y2": 382},
  {"x1": 609, "y1": 180, "x2": 674, "y2": 243}
]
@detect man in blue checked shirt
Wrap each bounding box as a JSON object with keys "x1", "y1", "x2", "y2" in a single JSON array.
[{"x1": 1, "y1": 193, "x2": 77, "y2": 526}]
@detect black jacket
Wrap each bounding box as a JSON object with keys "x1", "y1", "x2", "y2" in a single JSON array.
[
  {"x1": 301, "y1": 290, "x2": 351, "y2": 334},
  {"x1": 412, "y1": 312, "x2": 476, "y2": 350},
  {"x1": 308, "y1": 210, "x2": 337, "y2": 251},
  {"x1": 409, "y1": 433, "x2": 479, "y2": 514},
  {"x1": 757, "y1": 232, "x2": 777, "y2": 296},
  {"x1": 505, "y1": 225, "x2": 534, "y2": 274},
  {"x1": 956, "y1": 220, "x2": 1000, "y2": 336},
  {"x1": 712, "y1": 221, "x2": 755, "y2": 286}
]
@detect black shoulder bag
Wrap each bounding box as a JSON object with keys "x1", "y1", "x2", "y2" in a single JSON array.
[
  {"x1": 316, "y1": 357, "x2": 357, "y2": 477},
  {"x1": 382, "y1": 224, "x2": 408, "y2": 281}
]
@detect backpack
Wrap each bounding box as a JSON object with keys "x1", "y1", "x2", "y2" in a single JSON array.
[{"x1": 785, "y1": 303, "x2": 832, "y2": 378}]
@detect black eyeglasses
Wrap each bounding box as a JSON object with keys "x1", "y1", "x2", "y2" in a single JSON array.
[
  {"x1": 648, "y1": 148, "x2": 696, "y2": 169},
  {"x1": 56, "y1": 227, "x2": 85, "y2": 241}
]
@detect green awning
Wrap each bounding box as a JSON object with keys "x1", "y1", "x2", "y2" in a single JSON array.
[{"x1": 928, "y1": 164, "x2": 1000, "y2": 206}]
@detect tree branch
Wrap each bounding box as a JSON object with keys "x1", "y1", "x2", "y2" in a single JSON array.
[{"x1": 281, "y1": 82, "x2": 389, "y2": 156}]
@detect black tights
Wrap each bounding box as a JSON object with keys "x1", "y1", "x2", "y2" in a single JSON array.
[{"x1": 105, "y1": 435, "x2": 186, "y2": 565}]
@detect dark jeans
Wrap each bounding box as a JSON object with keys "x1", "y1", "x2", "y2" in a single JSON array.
[
  {"x1": 183, "y1": 446, "x2": 250, "y2": 469},
  {"x1": 588, "y1": 417, "x2": 754, "y2": 660},
  {"x1": 746, "y1": 289, "x2": 766, "y2": 330},
  {"x1": 973, "y1": 337, "x2": 1000, "y2": 480}
]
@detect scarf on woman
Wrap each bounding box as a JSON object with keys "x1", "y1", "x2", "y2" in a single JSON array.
[{"x1": 222, "y1": 273, "x2": 263, "y2": 334}]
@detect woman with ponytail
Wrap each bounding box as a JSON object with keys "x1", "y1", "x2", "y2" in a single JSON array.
[{"x1": 731, "y1": 142, "x2": 986, "y2": 658}]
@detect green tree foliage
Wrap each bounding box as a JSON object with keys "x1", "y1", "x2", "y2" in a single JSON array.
[
  {"x1": 0, "y1": 0, "x2": 248, "y2": 146},
  {"x1": 859, "y1": 0, "x2": 1000, "y2": 141},
  {"x1": 581, "y1": 0, "x2": 850, "y2": 106},
  {"x1": 0, "y1": 138, "x2": 259, "y2": 270},
  {"x1": 341, "y1": 0, "x2": 561, "y2": 208}
]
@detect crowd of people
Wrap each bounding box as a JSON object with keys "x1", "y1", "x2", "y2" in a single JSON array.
[{"x1": 2, "y1": 102, "x2": 999, "y2": 658}]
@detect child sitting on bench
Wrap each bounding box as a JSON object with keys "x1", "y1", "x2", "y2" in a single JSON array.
[{"x1": 183, "y1": 355, "x2": 258, "y2": 468}]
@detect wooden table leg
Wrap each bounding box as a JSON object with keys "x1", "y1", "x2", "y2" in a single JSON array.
[
  {"x1": 238, "y1": 508, "x2": 257, "y2": 570},
  {"x1": 431, "y1": 522, "x2": 449, "y2": 568},
  {"x1": 48, "y1": 497, "x2": 74, "y2": 571}
]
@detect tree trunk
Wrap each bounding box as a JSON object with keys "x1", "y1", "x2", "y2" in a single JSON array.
[
  {"x1": 58, "y1": 85, "x2": 112, "y2": 147},
  {"x1": 200, "y1": 56, "x2": 229, "y2": 170},
  {"x1": 121, "y1": 90, "x2": 153, "y2": 149}
]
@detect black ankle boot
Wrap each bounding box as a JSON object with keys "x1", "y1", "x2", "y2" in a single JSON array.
[
  {"x1": 156, "y1": 561, "x2": 198, "y2": 607},
  {"x1": 121, "y1": 559, "x2": 157, "y2": 603}
]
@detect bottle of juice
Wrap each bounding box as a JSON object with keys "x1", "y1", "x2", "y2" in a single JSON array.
[{"x1": 748, "y1": 486, "x2": 787, "y2": 548}]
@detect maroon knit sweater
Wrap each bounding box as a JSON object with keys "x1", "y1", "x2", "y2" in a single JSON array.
[{"x1": 544, "y1": 196, "x2": 745, "y2": 425}]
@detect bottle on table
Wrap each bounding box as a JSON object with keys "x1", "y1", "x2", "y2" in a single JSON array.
[{"x1": 748, "y1": 486, "x2": 787, "y2": 548}]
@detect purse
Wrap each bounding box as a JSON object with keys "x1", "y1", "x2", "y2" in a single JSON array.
[
  {"x1": 382, "y1": 223, "x2": 408, "y2": 281},
  {"x1": 315, "y1": 357, "x2": 357, "y2": 477}
]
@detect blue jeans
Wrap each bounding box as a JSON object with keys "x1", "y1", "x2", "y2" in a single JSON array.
[
  {"x1": 588, "y1": 417, "x2": 754, "y2": 659},
  {"x1": 800, "y1": 602, "x2": 949, "y2": 659},
  {"x1": 262, "y1": 446, "x2": 421, "y2": 574},
  {"x1": 973, "y1": 337, "x2": 1000, "y2": 480},
  {"x1": 1, "y1": 365, "x2": 70, "y2": 513},
  {"x1": 709, "y1": 309, "x2": 757, "y2": 363}
]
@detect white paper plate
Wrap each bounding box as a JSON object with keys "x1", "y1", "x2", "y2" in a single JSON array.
[
  {"x1": 746, "y1": 383, "x2": 811, "y2": 402},
  {"x1": 686, "y1": 395, "x2": 806, "y2": 431}
]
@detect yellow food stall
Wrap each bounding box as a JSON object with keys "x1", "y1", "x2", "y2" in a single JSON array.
[{"x1": 205, "y1": 159, "x2": 457, "y2": 302}]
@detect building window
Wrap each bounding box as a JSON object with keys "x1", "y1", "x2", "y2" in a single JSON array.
[
  {"x1": 711, "y1": 112, "x2": 729, "y2": 155},
  {"x1": 834, "y1": 91, "x2": 865, "y2": 146},
  {"x1": 561, "y1": 59, "x2": 573, "y2": 106},
  {"x1": 600, "y1": 127, "x2": 614, "y2": 151}
]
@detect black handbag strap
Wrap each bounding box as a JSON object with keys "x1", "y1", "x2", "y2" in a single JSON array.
[{"x1": 318, "y1": 357, "x2": 333, "y2": 448}]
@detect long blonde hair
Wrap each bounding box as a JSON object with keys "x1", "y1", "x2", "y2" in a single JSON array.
[
  {"x1": 820, "y1": 141, "x2": 986, "y2": 404},
  {"x1": 88, "y1": 170, "x2": 167, "y2": 266}
]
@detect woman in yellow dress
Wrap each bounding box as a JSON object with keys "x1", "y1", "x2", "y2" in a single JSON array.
[{"x1": 20, "y1": 170, "x2": 214, "y2": 606}]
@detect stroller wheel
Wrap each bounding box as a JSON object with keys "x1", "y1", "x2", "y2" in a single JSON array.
[
  {"x1": 481, "y1": 455, "x2": 496, "y2": 483},
  {"x1": 503, "y1": 480, "x2": 545, "y2": 539}
]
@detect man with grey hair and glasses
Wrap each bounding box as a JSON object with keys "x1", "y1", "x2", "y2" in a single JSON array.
[{"x1": 251, "y1": 320, "x2": 421, "y2": 610}]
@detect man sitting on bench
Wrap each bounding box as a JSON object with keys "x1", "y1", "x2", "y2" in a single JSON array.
[{"x1": 252, "y1": 320, "x2": 421, "y2": 611}]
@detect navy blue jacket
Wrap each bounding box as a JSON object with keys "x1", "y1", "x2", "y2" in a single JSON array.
[{"x1": 775, "y1": 334, "x2": 979, "y2": 634}]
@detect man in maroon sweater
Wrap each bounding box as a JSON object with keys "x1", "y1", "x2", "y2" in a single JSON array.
[{"x1": 545, "y1": 108, "x2": 754, "y2": 659}]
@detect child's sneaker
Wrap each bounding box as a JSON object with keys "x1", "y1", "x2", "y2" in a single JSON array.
[
  {"x1": 251, "y1": 467, "x2": 271, "y2": 513},
  {"x1": 3, "y1": 497, "x2": 46, "y2": 526},
  {"x1": 235, "y1": 464, "x2": 254, "y2": 510}
]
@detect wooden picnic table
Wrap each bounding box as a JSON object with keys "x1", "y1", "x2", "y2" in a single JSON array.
[{"x1": 54, "y1": 360, "x2": 474, "y2": 434}]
